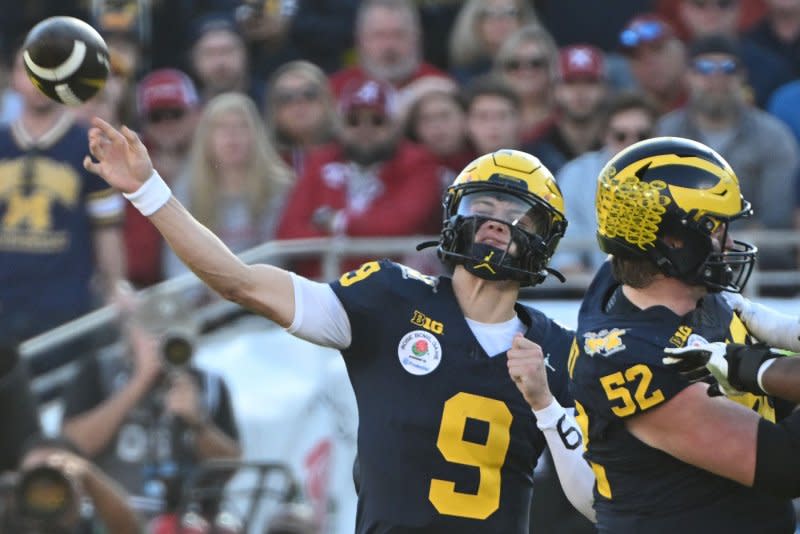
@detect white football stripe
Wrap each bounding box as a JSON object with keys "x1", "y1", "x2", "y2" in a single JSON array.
[
  {"x1": 55, "y1": 83, "x2": 82, "y2": 106},
  {"x1": 24, "y1": 40, "x2": 86, "y2": 82}
]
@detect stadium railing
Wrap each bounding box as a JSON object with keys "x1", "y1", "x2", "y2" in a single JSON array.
[{"x1": 20, "y1": 230, "x2": 800, "y2": 401}]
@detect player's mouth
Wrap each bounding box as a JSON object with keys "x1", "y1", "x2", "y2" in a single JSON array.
[{"x1": 478, "y1": 237, "x2": 509, "y2": 249}]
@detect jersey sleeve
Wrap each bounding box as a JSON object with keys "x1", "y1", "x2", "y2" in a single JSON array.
[
  {"x1": 83, "y1": 161, "x2": 124, "y2": 226},
  {"x1": 572, "y1": 334, "x2": 689, "y2": 420},
  {"x1": 328, "y1": 259, "x2": 397, "y2": 359}
]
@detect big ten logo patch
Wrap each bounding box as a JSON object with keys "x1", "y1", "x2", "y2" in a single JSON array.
[
  {"x1": 669, "y1": 325, "x2": 692, "y2": 347},
  {"x1": 411, "y1": 310, "x2": 443, "y2": 335}
]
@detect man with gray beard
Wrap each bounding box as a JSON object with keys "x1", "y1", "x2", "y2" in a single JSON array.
[
  {"x1": 656, "y1": 35, "x2": 799, "y2": 269},
  {"x1": 329, "y1": 0, "x2": 449, "y2": 102}
]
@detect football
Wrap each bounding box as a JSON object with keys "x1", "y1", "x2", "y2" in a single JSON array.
[{"x1": 22, "y1": 16, "x2": 110, "y2": 106}]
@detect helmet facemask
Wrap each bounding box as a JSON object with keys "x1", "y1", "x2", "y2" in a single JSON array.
[
  {"x1": 438, "y1": 187, "x2": 566, "y2": 286},
  {"x1": 652, "y1": 204, "x2": 757, "y2": 293}
]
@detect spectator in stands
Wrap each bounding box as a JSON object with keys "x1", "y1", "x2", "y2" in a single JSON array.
[
  {"x1": 656, "y1": 0, "x2": 768, "y2": 39},
  {"x1": 448, "y1": 0, "x2": 539, "y2": 84},
  {"x1": 539, "y1": 44, "x2": 609, "y2": 162},
  {"x1": 266, "y1": 61, "x2": 339, "y2": 178},
  {"x1": 748, "y1": 0, "x2": 800, "y2": 76},
  {"x1": 402, "y1": 78, "x2": 473, "y2": 190},
  {"x1": 463, "y1": 75, "x2": 566, "y2": 173},
  {"x1": 276, "y1": 78, "x2": 442, "y2": 276},
  {"x1": 239, "y1": 0, "x2": 359, "y2": 78},
  {"x1": 552, "y1": 91, "x2": 659, "y2": 276},
  {"x1": 0, "y1": 48, "x2": 126, "y2": 374},
  {"x1": 675, "y1": 0, "x2": 794, "y2": 106},
  {"x1": 656, "y1": 35, "x2": 800, "y2": 268},
  {"x1": 125, "y1": 69, "x2": 201, "y2": 288},
  {"x1": 0, "y1": 434, "x2": 141, "y2": 534},
  {"x1": 189, "y1": 12, "x2": 264, "y2": 107},
  {"x1": 329, "y1": 0, "x2": 448, "y2": 100},
  {"x1": 164, "y1": 92, "x2": 293, "y2": 279},
  {"x1": 494, "y1": 24, "x2": 560, "y2": 143},
  {"x1": 62, "y1": 292, "x2": 240, "y2": 521},
  {"x1": 619, "y1": 14, "x2": 691, "y2": 114}
]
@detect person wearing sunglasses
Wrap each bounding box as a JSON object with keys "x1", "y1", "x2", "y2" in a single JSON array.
[
  {"x1": 619, "y1": 14, "x2": 690, "y2": 115},
  {"x1": 656, "y1": 35, "x2": 799, "y2": 271},
  {"x1": 493, "y1": 24, "x2": 560, "y2": 145},
  {"x1": 675, "y1": 0, "x2": 793, "y2": 107},
  {"x1": 448, "y1": 0, "x2": 539, "y2": 85},
  {"x1": 124, "y1": 69, "x2": 201, "y2": 288},
  {"x1": 265, "y1": 61, "x2": 338, "y2": 178},
  {"x1": 551, "y1": 91, "x2": 658, "y2": 279},
  {"x1": 275, "y1": 78, "x2": 442, "y2": 278}
]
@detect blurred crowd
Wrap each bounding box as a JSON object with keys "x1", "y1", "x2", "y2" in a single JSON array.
[{"x1": 1, "y1": 0, "x2": 800, "y2": 532}]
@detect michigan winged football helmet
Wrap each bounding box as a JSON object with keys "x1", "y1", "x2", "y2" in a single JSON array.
[
  {"x1": 429, "y1": 149, "x2": 567, "y2": 286},
  {"x1": 595, "y1": 136, "x2": 756, "y2": 292}
]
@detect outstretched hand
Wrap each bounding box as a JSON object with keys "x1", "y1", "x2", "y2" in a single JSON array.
[{"x1": 84, "y1": 117, "x2": 153, "y2": 194}]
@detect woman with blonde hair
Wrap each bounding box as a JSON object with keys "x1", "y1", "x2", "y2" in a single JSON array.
[
  {"x1": 164, "y1": 92, "x2": 293, "y2": 278},
  {"x1": 448, "y1": 0, "x2": 538, "y2": 84},
  {"x1": 494, "y1": 23, "x2": 560, "y2": 143},
  {"x1": 265, "y1": 60, "x2": 338, "y2": 176}
]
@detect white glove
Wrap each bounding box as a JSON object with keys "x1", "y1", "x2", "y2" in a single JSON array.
[
  {"x1": 663, "y1": 342, "x2": 743, "y2": 396},
  {"x1": 721, "y1": 292, "x2": 800, "y2": 352}
]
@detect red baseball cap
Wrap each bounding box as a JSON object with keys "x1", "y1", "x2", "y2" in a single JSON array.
[
  {"x1": 338, "y1": 78, "x2": 396, "y2": 117},
  {"x1": 559, "y1": 45, "x2": 606, "y2": 82},
  {"x1": 137, "y1": 68, "x2": 199, "y2": 117}
]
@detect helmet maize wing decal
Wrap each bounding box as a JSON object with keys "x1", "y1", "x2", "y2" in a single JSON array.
[{"x1": 596, "y1": 165, "x2": 671, "y2": 251}]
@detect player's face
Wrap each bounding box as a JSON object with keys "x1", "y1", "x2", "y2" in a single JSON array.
[
  {"x1": 459, "y1": 191, "x2": 549, "y2": 254},
  {"x1": 708, "y1": 217, "x2": 734, "y2": 252}
]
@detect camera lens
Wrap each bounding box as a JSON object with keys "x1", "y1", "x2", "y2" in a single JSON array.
[
  {"x1": 162, "y1": 335, "x2": 193, "y2": 367},
  {"x1": 16, "y1": 466, "x2": 74, "y2": 522}
]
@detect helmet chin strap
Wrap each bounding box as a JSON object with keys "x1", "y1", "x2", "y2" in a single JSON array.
[{"x1": 462, "y1": 242, "x2": 527, "y2": 283}]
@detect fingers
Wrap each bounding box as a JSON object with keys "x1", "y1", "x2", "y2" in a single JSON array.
[
  {"x1": 511, "y1": 332, "x2": 536, "y2": 350},
  {"x1": 121, "y1": 124, "x2": 143, "y2": 148},
  {"x1": 83, "y1": 155, "x2": 100, "y2": 175},
  {"x1": 91, "y1": 116, "x2": 125, "y2": 143}
]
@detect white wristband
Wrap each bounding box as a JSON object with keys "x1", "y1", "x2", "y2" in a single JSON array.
[
  {"x1": 757, "y1": 357, "x2": 778, "y2": 394},
  {"x1": 122, "y1": 170, "x2": 171, "y2": 216},
  {"x1": 532, "y1": 398, "x2": 567, "y2": 430}
]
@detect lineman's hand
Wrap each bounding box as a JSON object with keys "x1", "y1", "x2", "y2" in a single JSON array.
[
  {"x1": 664, "y1": 342, "x2": 780, "y2": 396},
  {"x1": 84, "y1": 117, "x2": 153, "y2": 194},
  {"x1": 507, "y1": 333, "x2": 553, "y2": 410}
]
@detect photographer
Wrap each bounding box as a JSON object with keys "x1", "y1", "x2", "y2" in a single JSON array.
[
  {"x1": 61, "y1": 294, "x2": 240, "y2": 519},
  {"x1": 0, "y1": 434, "x2": 140, "y2": 534}
]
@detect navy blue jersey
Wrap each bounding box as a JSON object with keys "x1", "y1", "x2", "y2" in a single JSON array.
[
  {"x1": 0, "y1": 117, "x2": 122, "y2": 337},
  {"x1": 330, "y1": 260, "x2": 574, "y2": 533},
  {"x1": 569, "y1": 262, "x2": 794, "y2": 534}
]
